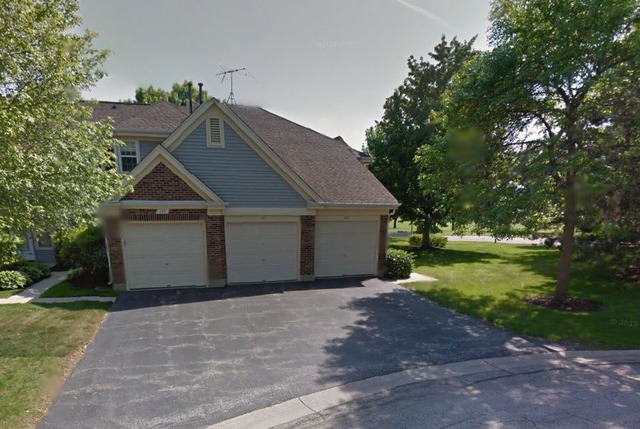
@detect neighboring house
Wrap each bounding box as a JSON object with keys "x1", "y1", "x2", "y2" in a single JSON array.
[
  {"x1": 94, "y1": 98, "x2": 399, "y2": 290},
  {"x1": 20, "y1": 232, "x2": 56, "y2": 264}
]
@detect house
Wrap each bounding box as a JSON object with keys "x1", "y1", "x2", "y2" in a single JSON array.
[
  {"x1": 96, "y1": 98, "x2": 399, "y2": 290},
  {"x1": 20, "y1": 232, "x2": 56, "y2": 264}
]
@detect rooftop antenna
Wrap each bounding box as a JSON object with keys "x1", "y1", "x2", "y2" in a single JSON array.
[{"x1": 216, "y1": 66, "x2": 257, "y2": 105}]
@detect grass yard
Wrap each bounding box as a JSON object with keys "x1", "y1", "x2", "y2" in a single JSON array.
[
  {"x1": 388, "y1": 219, "x2": 458, "y2": 235},
  {"x1": 390, "y1": 238, "x2": 640, "y2": 349},
  {"x1": 40, "y1": 281, "x2": 119, "y2": 298},
  {"x1": 0, "y1": 289, "x2": 22, "y2": 299},
  {"x1": 0, "y1": 302, "x2": 110, "y2": 429}
]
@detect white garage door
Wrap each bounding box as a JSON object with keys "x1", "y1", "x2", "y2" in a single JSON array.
[
  {"x1": 315, "y1": 220, "x2": 378, "y2": 277},
  {"x1": 226, "y1": 222, "x2": 298, "y2": 284},
  {"x1": 123, "y1": 222, "x2": 206, "y2": 289}
]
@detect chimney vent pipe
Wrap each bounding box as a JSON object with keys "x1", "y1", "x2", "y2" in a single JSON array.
[
  {"x1": 187, "y1": 81, "x2": 193, "y2": 114},
  {"x1": 198, "y1": 82, "x2": 204, "y2": 105}
]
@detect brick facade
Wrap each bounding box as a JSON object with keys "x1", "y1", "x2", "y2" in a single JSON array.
[
  {"x1": 105, "y1": 208, "x2": 227, "y2": 288},
  {"x1": 123, "y1": 162, "x2": 204, "y2": 201},
  {"x1": 300, "y1": 215, "x2": 315, "y2": 277},
  {"x1": 206, "y1": 215, "x2": 227, "y2": 281},
  {"x1": 378, "y1": 215, "x2": 389, "y2": 276}
]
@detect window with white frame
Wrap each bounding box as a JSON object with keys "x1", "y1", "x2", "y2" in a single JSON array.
[{"x1": 116, "y1": 141, "x2": 139, "y2": 172}]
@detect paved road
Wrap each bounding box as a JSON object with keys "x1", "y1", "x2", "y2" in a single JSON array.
[
  {"x1": 40, "y1": 278, "x2": 551, "y2": 429},
  {"x1": 280, "y1": 362, "x2": 640, "y2": 428}
]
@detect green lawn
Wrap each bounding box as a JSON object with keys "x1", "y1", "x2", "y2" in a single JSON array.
[
  {"x1": 40, "y1": 281, "x2": 119, "y2": 298},
  {"x1": 388, "y1": 220, "x2": 478, "y2": 236},
  {"x1": 0, "y1": 289, "x2": 22, "y2": 299},
  {"x1": 0, "y1": 302, "x2": 110, "y2": 429},
  {"x1": 390, "y1": 238, "x2": 640, "y2": 349}
]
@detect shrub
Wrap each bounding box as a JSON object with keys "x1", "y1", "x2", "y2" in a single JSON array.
[
  {"x1": 430, "y1": 234, "x2": 448, "y2": 248},
  {"x1": 386, "y1": 249, "x2": 414, "y2": 279},
  {"x1": 56, "y1": 225, "x2": 107, "y2": 273},
  {"x1": 32, "y1": 263, "x2": 51, "y2": 279},
  {"x1": 18, "y1": 266, "x2": 43, "y2": 284},
  {"x1": 408, "y1": 234, "x2": 448, "y2": 249},
  {"x1": 408, "y1": 234, "x2": 423, "y2": 248},
  {"x1": 0, "y1": 233, "x2": 22, "y2": 268},
  {"x1": 0, "y1": 270, "x2": 28, "y2": 290},
  {"x1": 67, "y1": 267, "x2": 85, "y2": 281}
]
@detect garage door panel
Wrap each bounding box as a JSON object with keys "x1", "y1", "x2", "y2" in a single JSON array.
[
  {"x1": 315, "y1": 220, "x2": 378, "y2": 277},
  {"x1": 123, "y1": 223, "x2": 206, "y2": 289},
  {"x1": 226, "y1": 222, "x2": 298, "y2": 284}
]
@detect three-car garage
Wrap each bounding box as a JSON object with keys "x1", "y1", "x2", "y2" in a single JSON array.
[{"x1": 116, "y1": 214, "x2": 384, "y2": 290}]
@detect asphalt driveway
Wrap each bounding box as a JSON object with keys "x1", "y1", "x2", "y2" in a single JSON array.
[{"x1": 39, "y1": 278, "x2": 551, "y2": 429}]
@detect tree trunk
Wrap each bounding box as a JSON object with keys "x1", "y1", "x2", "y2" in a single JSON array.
[
  {"x1": 420, "y1": 217, "x2": 432, "y2": 250},
  {"x1": 555, "y1": 173, "x2": 577, "y2": 302},
  {"x1": 393, "y1": 217, "x2": 397, "y2": 229}
]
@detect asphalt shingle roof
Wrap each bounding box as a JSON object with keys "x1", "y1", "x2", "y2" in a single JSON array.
[
  {"x1": 229, "y1": 106, "x2": 397, "y2": 205},
  {"x1": 87, "y1": 100, "x2": 187, "y2": 132},
  {"x1": 86, "y1": 100, "x2": 397, "y2": 206}
]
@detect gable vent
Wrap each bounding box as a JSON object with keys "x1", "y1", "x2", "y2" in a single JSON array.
[{"x1": 207, "y1": 117, "x2": 225, "y2": 148}]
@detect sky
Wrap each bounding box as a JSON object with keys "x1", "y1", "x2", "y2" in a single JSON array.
[{"x1": 79, "y1": 0, "x2": 491, "y2": 149}]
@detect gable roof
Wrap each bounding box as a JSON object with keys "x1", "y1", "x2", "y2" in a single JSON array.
[
  {"x1": 87, "y1": 100, "x2": 187, "y2": 133},
  {"x1": 228, "y1": 106, "x2": 397, "y2": 206},
  {"x1": 86, "y1": 99, "x2": 398, "y2": 207}
]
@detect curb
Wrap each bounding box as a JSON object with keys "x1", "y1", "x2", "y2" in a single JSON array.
[{"x1": 204, "y1": 350, "x2": 640, "y2": 429}]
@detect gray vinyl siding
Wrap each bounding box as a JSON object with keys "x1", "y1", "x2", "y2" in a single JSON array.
[
  {"x1": 173, "y1": 122, "x2": 307, "y2": 207},
  {"x1": 139, "y1": 141, "x2": 159, "y2": 160},
  {"x1": 34, "y1": 248, "x2": 56, "y2": 263}
]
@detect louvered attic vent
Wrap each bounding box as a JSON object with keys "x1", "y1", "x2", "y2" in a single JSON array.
[{"x1": 207, "y1": 117, "x2": 225, "y2": 148}]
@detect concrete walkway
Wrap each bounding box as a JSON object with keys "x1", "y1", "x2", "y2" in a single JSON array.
[
  {"x1": 207, "y1": 350, "x2": 640, "y2": 429},
  {"x1": 0, "y1": 271, "x2": 116, "y2": 304}
]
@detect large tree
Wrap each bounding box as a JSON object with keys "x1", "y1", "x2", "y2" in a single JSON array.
[
  {"x1": 443, "y1": 0, "x2": 640, "y2": 301},
  {"x1": 133, "y1": 81, "x2": 210, "y2": 106},
  {"x1": 365, "y1": 37, "x2": 476, "y2": 249},
  {"x1": 0, "y1": 0, "x2": 122, "y2": 260}
]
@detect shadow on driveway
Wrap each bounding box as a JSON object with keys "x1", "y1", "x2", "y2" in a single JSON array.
[{"x1": 39, "y1": 278, "x2": 550, "y2": 429}]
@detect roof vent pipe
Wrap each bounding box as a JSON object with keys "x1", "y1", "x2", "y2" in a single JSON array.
[
  {"x1": 187, "y1": 81, "x2": 193, "y2": 114},
  {"x1": 198, "y1": 82, "x2": 204, "y2": 105}
]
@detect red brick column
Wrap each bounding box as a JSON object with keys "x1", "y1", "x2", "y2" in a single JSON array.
[
  {"x1": 300, "y1": 216, "x2": 315, "y2": 279},
  {"x1": 105, "y1": 217, "x2": 125, "y2": 287},
  {"x1": 206, "y1": 215, "x2": 227, "y2": 285},
  {"x1": 378, "y1": 215, "x2": 389, "y2": 276}
]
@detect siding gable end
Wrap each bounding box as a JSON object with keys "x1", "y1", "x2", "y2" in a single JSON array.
[{"x1": 173, "y1": 122, "x2": 308, "y2": 207}]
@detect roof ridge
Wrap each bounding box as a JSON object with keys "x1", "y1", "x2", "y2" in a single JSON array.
[{"x1": 254, "y1": 107, "x2": 342, "y2": 144}]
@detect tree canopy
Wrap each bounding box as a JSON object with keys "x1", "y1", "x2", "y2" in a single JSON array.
[
  {"x1": 365, "y1": 36, "x2": 475, "y2": 248},
  {"x1": 133, "y1": 81, "x2": 210, "y2": 106},
  {"x1": 442, "y1": 0, "x2": 640, "y2": 300},
  {"x1": 0, "y1": 0, "x2": 123, "y2": 262}
]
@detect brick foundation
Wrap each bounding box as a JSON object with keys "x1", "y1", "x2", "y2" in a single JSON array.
[
  {"x1": 378, "y1": 215, "x2": 389, "y2": 276},
  {"x1": 123, "y1": 162, "x2": 204, "y2": 201},
  {"x1": 300, "y1": 216, "x2": 315, "y2": 277}
]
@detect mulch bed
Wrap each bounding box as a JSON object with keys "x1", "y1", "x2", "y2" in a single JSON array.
[
  {"x1": 524, "y1": 295, "x2": 604, "y2": 312},
  {"x1": 69, "y1": 268, "x2": 109, "y2": 290}
]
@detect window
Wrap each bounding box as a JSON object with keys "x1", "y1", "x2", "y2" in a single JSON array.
[
  {"x1": 36, "y1": 232, "x2": 53, "y2": 249},
  {"x1": 206, "y1": 117, "x2": 225, "y2": 148},
  {"x1": 117, "y1": 141, "x2": 139, "y2": 172}
]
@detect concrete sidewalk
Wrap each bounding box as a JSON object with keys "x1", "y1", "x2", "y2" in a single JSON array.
[
  {"x1": 0, "y1": 271, "x2": 67, "y2": 304},
  {"x1": 0, "y1": 271, "x2": 116, "y2": 304},
  {"x1": 209, "y1": 350, "x2": 640, "y2": 429}
]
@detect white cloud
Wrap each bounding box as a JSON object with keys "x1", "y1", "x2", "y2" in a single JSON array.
[{"x1": 393, "y1": 0, "x2": 454, "y2": 30}]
